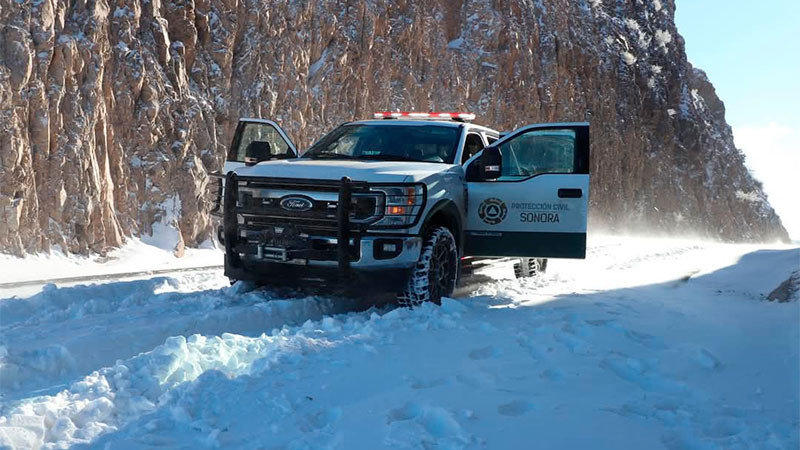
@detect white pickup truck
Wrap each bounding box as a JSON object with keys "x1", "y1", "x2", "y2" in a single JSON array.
[{"x1": 211, "y1": 112, "x2": 590, "y2": 304}]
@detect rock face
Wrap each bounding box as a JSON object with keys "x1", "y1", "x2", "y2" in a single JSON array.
[
  {"x1": 767, "y1": 271, "x2": 800, "y2": 303},
  {"x1": 0, "y1": 0, "x2": 789, "y2": 255}
]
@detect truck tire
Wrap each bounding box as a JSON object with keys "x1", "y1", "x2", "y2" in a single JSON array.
[
  {"x1": 399, "y1": 226, "x2": 458, "y2": 306},
  {"x1": 514, "y1": 258, "x2": 547, "y2": 279}
]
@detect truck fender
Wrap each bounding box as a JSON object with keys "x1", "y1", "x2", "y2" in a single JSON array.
[{"x1": 420, "y1": 199, "x2": 464, "y2": 253}]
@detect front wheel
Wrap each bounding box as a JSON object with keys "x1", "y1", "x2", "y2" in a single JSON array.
[{"x1": 398, "y1": 226, "x2": 458, "y2": 306}]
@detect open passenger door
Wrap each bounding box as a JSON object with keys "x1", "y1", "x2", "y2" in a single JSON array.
[{"x1": 464, "y1": 122, "x2": 590, "y2": 258}]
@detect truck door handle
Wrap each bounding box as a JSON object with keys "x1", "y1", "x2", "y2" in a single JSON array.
[{"x1": 558, "y1": 188, "x2": 583, "y2": 198}]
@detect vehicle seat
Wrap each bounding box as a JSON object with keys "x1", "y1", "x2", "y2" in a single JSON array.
[{"x1": 462, "y1": 135, "x2": 484, "y2": 164}]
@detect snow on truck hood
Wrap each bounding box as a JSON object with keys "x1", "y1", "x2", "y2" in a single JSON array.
[{"x1": 232, "y1": 158, "x2": 451, "y2": 183}]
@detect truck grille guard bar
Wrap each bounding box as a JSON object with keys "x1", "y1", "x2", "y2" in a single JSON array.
[
  {"x1": 211, "y1": 172, "x2": 426, "y2": 277},
  {"x1": 337, "y1": 176, "x2": 352, "y2": 275}
]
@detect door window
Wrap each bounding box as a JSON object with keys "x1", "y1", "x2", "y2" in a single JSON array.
[
  {"x1": 497, "y1": 129, "x2": 576, "y2": 180},
  {"x1": 461, "y1": 133, "x2": 485, "y2": 164},
  {"x1": 228, "y1": 122, "x2": 293, "y2": 162}
]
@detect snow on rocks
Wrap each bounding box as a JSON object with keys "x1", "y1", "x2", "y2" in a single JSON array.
[
  {"x1": 0, "y1": 237, "x2": 798, "y2": 449},
  {"x1": 768, "y1": 270, "x2": 800, "y2": 302}
]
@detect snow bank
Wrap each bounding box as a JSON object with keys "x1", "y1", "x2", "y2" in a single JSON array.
[
  {"x1": 0, "y1": 237, "x2": 797, "y2": 449},
  {"x1": 0, "y1": 273, "x2": 373, "y2": 404},
  {"x1": 0, "y1": 303, "x2": 458, "y2": 448},
  {"x1": 0, "y1": 235, "x2": 221, "y2": 288}
]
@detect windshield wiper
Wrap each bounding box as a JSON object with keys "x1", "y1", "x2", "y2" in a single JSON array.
[
  {"x1": 358, "y1": 154, "x2": 419, "y2": 162},
  {"x1": 306, "y1": 151, "x2": 357, "y2": 160}
]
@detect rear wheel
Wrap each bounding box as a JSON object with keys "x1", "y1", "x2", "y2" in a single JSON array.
[
  {"x1": 399, "y1": 226, "x2": 458, "y2": 306},
  {"x1": 514, "y1": 258, "x2": 547, "y2": 278}
]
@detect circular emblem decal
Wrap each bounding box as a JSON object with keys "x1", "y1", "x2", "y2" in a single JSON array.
[
  {"x1": 478, "y1": 197, "x2": 507, "y2": 225},
  {"x1": 280, "y1": 196, "x2": 313, "y2": 212}
]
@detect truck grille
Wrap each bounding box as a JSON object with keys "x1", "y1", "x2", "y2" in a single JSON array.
[
  {"x1": 239, "y1": 194, "x2": 378, "y2": 225},
  {"x1": 226, "y1": 177, "x2": 382, "y2": 263},
  {"x1": 217, "y1": 174, "x2": 427, "y2": 269}
]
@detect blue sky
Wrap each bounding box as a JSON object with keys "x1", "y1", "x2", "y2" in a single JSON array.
[{"x1": 674, "y1": 0, "x2": 800, "y2": 240}]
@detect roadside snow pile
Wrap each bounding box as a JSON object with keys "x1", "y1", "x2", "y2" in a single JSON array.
[
  {"x1": 0, "y1": 331, "x2": 327, "y2": 447},
  {"x1": 0, "y1": 273, "x2": 372, "y2": 405},
  {"x1": 0, "y1": 236, "x2": 221, "y2": 288},
  {"x1": 0, "y1": 237, "x2": 798, "y2": 449},
  {"x1": 0, "y1": 303, "x2": 462, "y2": 449}
]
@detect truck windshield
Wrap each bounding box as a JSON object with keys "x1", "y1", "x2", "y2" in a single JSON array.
[{"x1": 303, "y1": 124, "x2": 461, "y2": 163}]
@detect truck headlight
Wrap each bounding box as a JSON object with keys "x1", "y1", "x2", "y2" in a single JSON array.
[{"x1": 370, "y1": 184, "x2": 425, "y2": 227}]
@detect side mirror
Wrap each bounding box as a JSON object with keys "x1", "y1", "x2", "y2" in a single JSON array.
[
  {"x1": 244, "y1": 141, "x2": 272, "y2": 166},
  {"x1": 481, "y1": 146, "x2": 502, "y2": 180}
]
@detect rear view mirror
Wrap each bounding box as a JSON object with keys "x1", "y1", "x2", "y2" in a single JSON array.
[
  {"x1": 481, "y1": 146, "x2": 502, "y2": 180},
  {"x1": 244, "y1": 141, "x2": 272, "y2": 166}
]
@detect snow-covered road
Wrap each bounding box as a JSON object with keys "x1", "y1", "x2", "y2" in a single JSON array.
[{"x1": 0, "y1": 237, "x2": 798, "y2": 449}]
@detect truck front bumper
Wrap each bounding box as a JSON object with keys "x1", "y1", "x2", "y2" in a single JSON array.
[
  {"x1": 224, "y1": 235, "x2": 421, "y2": 289},
  {"x1": 227, "y1": 234, "x2": 422, "y2": 269}
]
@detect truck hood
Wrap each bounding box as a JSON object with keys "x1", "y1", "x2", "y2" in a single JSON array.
[{"x1": 232, "y1": 158, "x2": 452, "y2": 183}]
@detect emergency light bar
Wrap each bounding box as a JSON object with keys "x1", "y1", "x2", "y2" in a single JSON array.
[{"x1": 372, "y1": 111, "x2": 476, "y2": 122}]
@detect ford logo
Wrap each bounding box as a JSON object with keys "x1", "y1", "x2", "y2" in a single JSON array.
[{"x1": 280, "y1": 196, "x2": 313, "y2": 212}]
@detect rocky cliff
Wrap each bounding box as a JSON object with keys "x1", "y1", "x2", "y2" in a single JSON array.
[{"x1": 0, "y1": 0, "x2": 789, "y2": 256}]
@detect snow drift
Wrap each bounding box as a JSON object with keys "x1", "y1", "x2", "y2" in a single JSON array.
[{"x1": 0, "y1": 237, "x2": 797, "y2": 449}]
